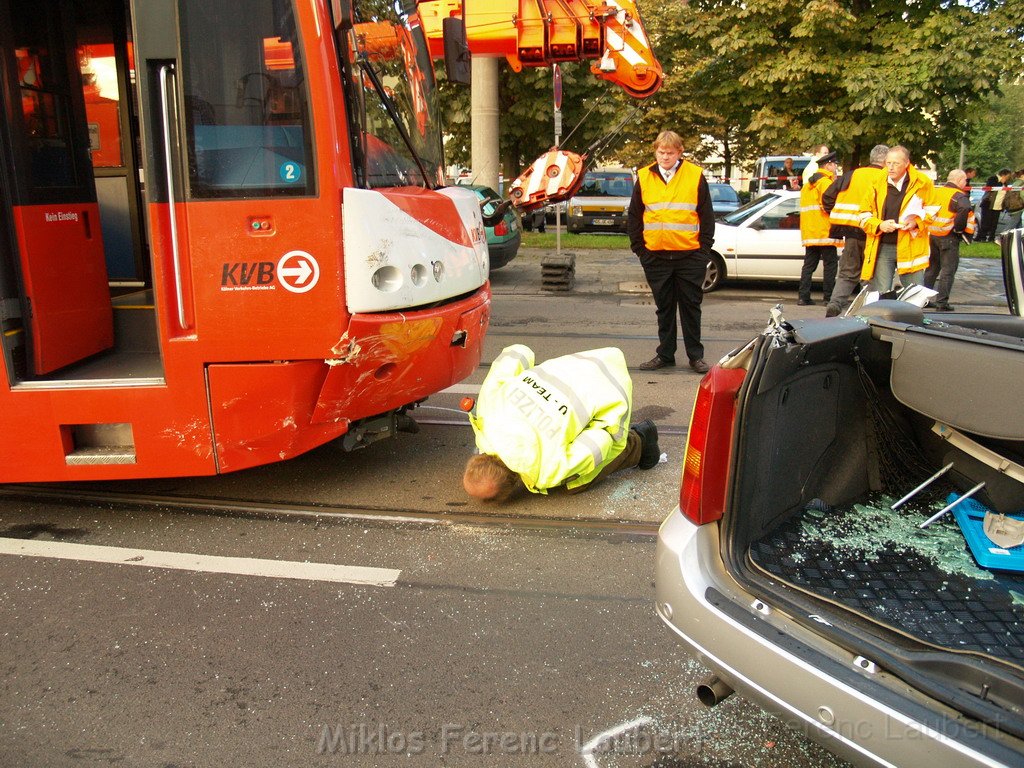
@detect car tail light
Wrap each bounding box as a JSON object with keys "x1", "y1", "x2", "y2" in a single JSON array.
[
  {"x1": 493, "y1": 221, "x2": 509, "y2": 236},
  {"x1": 679, "y1": 365, "x2": 746, "y2": 525}
]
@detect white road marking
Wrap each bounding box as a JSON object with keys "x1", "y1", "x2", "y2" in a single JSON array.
[
  {"x1": 579, "y1": 716, "x2": 654, "y2": 767},
  {"x1": 441, "y1": 383, "x2": 480, "y2": 395},
  {"x1": 0, "y1": 538, "x2": 400, "y2": 587}
]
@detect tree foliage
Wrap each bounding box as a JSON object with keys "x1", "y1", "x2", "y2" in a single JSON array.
[
  {"x1": 935, "y1": 83, "x2": 1024, "y2": 178},
  {"x1": 635, "y1": 0, "x2": 1024, "y2": 170}
]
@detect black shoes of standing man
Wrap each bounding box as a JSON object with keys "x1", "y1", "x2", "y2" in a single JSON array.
[
  {"x1": 633, "y1": 419, "x2": 661, "y2": 470},
  {"x1": 638, "y1": 356, "x2": 709, "y2": 374}
]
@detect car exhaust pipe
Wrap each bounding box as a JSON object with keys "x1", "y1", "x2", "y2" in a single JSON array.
[{"x1": 696, "y1": 676, "x2": 734, "y2": 707}]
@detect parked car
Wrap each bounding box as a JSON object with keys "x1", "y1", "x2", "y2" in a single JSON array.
[
  {"x1": 709, "y1": 183, "x2": 741, "y2": 216},
  {"x1": 566, "y1": 168, "x2": 635, "y2": 234},
  {"x1": 656, "y1": 231, "x2": 1024, "y2": 767},
  {"x1": 520, "y1": 207, "x2": 546, "y2": 233},
  {"x1": 703, "y1": 190, "x2": 831, "y2": 292},
  {"x1": 464, "y1": 184, "x2": 520, "y2": 270}
]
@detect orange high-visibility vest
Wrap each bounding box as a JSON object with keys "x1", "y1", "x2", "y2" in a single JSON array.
[
  {"x1": 829, "y1": 165, "x2": 887, "y2": 230},
  {"x1": 929, "y1": 185, "x2": 972, "y2": 236},
  {"x1": 639, "y1": 161, "x2": 702, "y2": 252},
  {"x1": 800, "y1": 168, "x2": 841, "y2": 246}
]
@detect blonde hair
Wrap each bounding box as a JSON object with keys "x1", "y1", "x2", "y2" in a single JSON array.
[
  {"x1": 463, "y1": 454, "x2": 519, "y2": 503},
  {"x1": 652, "y1": 131, "x2": 683, "y2": 151}
]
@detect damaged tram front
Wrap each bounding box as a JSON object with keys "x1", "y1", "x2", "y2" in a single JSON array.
[{"x1": 0, "y1": 0, "x2": 490, "y2": 482}]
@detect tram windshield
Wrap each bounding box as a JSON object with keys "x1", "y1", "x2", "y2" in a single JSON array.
[{"x1": 346, "y1": 1, "x2": 444, "y2": 189}]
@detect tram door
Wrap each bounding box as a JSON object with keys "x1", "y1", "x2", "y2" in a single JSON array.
[{"x1": 0, "y1": 0, "x2": 114, "y2": 375}]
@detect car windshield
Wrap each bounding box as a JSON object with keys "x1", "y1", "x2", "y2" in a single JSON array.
[
  {"x1": 720, "y1": 193, "x2": 784, "y2": 225},
  {"x1": 710, "y1": 184, "x2": 739, "y2": 203},
  {"x1": 578, "y1": 173, "x2": 633, "y2": 197}
]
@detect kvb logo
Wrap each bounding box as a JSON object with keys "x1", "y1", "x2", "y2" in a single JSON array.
[
  {"x1": 277, "y1": 250, "x2": 320, "y2": 293},
  {"x1": 219, "y1": 251, "x2": 320, "y2": 293}
]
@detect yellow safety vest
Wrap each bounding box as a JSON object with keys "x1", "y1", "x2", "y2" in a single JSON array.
[
  {"x1": 829, "y1": 165, "x2": 887, "y2": 229},
  {"x1": 639, "y1": 161, "x2": 702, "y2": 252},
  {"x1": 860, "y1": 167, "x2": 934, "y2": 279},
  {"x1": 468, "y1": 345, "x2": 633, "y2": 493},
  {"x1": 929, "y1": 185, "x2": 973, "y2": 236},
  {"x1": 800, "y1": 168, "x2": 841, "y2": 246}
]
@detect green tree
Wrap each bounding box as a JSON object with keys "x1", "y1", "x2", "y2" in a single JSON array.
[
  {"x1": 936, "y1": 83, "x2": 1024, "y2": 178},
  {"x1": 624, "y1": 0, "x2": 1024, "y2": 169},
  {"x1": 439, "y1": 60, "x2": 642, "y2": 181}
]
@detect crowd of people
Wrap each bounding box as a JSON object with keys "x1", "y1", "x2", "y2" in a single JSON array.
[{"x1": 794, "y1": 145, "x2": 1022, "y2": 314}]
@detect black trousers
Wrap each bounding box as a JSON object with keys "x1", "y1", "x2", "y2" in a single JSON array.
[
  {"x1": 977, "y1": 205, "x2": 1000, "y2": 241},
  {"x1": 924, "y1": 234, "x2": 960, "y2": 305},
  {"x1": 798, "y1": 245, "x2": 838, "y2": 301},
  {"x1": 639, "y1": 251, "x2": 705, "y2": 363}
]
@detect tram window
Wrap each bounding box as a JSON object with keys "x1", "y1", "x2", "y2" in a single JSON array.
[
  {"x1": 12, "y1": 14, "x2": 79, "y2": 189},
  {"x1": 179, "y1": 0, "x2": 314, "y2": 198}
]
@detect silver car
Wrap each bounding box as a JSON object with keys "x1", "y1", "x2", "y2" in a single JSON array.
[{"x1": 656, "y1": 231, "x2": 1024, "y2": 766}]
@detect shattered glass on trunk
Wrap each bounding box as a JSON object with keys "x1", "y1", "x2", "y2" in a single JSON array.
[{"x1": 749, "y1": 492, "x2": 1024, "y2": 668}]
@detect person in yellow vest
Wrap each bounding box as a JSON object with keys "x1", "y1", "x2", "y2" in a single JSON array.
[
  {"x1": 462, "y1": 345, "x2": 661, "y2": 502},
  {"x1": 923, "y1": 169, "x2": 974, "y2": 312},
  {"x1": 797, "y1": 151, "x2": 841, "y2": 306},
  {"x1": 626, "y1": 131, "x2": 715, "y2": 373},
  {"x1": 858, "y1": 146, "x2": 934, "y2": 293},
  {"x1": 821, "y1": 144, "x2": 889, "y2": 317}
]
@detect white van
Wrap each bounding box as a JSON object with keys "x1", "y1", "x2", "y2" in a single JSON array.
[{"x1": 749, "y1": 155, "x2": 811, "y2": 195}]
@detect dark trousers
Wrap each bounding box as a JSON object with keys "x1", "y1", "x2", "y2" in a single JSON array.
[
  {"x1": 827, "y1": 237, "x2": 866, "y2": 312},
  {"x1": 639, "y1": 251, "x2": 705, "y2": 363},
  {"x1": 798, "y1": 245, "x2": 838, "y2": 301},
  {"x1": 924, "y1": 235, "x2": 960, "y2": 306},
  {"x1": 977, "y1": 206, "x2": 1000, "y2": 241},
  {"x1": 564, "y1": 430, "x2": 642, "y2": 495}
]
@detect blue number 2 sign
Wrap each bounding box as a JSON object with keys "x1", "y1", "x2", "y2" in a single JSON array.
[{"x1": 280, "y1": 162, "x2": 302, "y2": 183}]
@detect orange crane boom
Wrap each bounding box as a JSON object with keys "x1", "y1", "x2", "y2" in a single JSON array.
[{"x1": 418, "y1": 0, "x2": 663, "y2": 99}]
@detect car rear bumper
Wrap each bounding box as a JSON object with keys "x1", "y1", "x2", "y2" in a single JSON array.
[
  {"x1": 487, "y1": 230, "x2": 521, "y2": 270},
  {"x1": 655, "y1": 509, "x2": 1023, "y2": 768}
]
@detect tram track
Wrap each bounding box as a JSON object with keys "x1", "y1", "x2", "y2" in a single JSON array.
[
  {"x1": 414, "y1": 412, "x2": 690, "y2": 437},
  {"x1": 0, "y1": 485, "x2": 662, "y2": 539}
]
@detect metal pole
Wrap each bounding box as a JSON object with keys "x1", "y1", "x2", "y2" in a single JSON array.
[
  {"x1": 919, "y1": 481, "x2": 986, "y2": 529},
  {"x1": 890, "y1": 462, "x2": 954, "y2": 510}
]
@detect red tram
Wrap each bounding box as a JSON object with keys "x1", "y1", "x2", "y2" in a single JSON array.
[{"x1": 0, "y1": 0, "x2": 491, "y2": 481}]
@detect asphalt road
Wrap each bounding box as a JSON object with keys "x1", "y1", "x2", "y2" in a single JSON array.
[
  {"x1": 5, "y1": 248, "x2": 1007, "y2": 767},
  {"x1": 0, "y1": 500, "x2": 846, "y2": 768}
]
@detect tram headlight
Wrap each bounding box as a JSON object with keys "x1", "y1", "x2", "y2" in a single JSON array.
[
  {"x1": 371, "y1": 265, "x2": 402, "y2": 292},
  {"x1": 432, "y1": 261, "x2": 445, "y2": 282},
  {"x1": 410, "y1": 263, "x2": 428, "y2": 287}
]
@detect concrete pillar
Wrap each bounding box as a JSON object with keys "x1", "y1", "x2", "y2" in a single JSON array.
[{"x1": 471, "y1": 57, "x2": 500, "y2": 192}]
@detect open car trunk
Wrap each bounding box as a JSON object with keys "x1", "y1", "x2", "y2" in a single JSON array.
[{"x1": 723, "y1": 294, "x2": 1024, "y2": 739}]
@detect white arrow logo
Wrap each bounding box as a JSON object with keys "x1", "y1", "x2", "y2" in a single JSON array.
[{"x1": 277, "y1": 250, "x2": 320, "y2": 294}]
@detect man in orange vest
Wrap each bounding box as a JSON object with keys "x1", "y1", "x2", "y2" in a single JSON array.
[
  {"x1": 627, "y1": 131, "x2": 715, "y2": 373},
  {"x1": 797, "y1": 152, "x2": 841, "y2": 305},
  {"x1": 924, "y1": 169, "x2": 973, "y2": 311},
  {"x1": 821, "y1": 144, "x2": 889, "y2": 317}
]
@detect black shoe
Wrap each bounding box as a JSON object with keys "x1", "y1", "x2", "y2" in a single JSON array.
[
  {"x1": 689, "y1": 358, "x2": 710, "y2": 374},
  {"x1": 797, "y1": 298, "x2": 815, "y2": 306},
  {"x1": 825, "y1": 303, "x2": 841, "y2": 318},
  {"x1": 633, "y1": 419, "x2": 661, "y2": 470},
  {"x1": 639, "y1": 356, "x2": 674, "y2": 371},
  {"x1": 936, "y1": 303, "x2": 955, "y2": 312}
]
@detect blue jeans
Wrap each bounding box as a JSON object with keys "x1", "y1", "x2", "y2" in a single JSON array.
[{"x1": 871, "y1": 243, "x2": 924, "y2": 293}]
